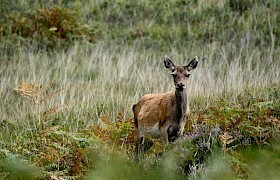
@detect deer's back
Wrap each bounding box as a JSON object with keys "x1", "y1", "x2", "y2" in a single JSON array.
[{"x1": 133, "y1": 92, "x2": 176, "y2": 128}]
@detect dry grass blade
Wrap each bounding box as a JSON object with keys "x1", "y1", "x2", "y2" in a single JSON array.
[
  {"x1": 39, "y1": 88, "x2": 63, "y2": 104},
  {"x1": 34, "y1": 83, "x2": 49, "y2": 97},
  {"x1": 41, "y1": 104, "x2": 67, "y2": 117},
  {"x1": 14, "y1": 82, "x2": 39, "y2": 99},
  {"x1": 14, "y1": 83, "x2": 50, "y2": 102}
]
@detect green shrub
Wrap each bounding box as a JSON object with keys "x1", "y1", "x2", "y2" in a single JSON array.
[
  {"x1": 0, "y1": 5, "x2": 101, "y2": 49},
  {"x1": 1, "y1": 0, "x2": 280, "y2": 49}
]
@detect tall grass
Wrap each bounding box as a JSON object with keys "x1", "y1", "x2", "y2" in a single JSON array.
[
  {"x1": 1, "y1": 40, "x2": 279, "y2": 129},
  {"x1": 0, "y1": 40, "x2": 279, "y2": 179},
  {"x1": 1, "y1": 41, "x2": 279, "y2": 125}
]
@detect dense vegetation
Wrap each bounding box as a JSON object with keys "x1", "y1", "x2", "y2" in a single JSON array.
[
  {"x1": 0, "y1": 0, "x2": 279, "y2": 179},
  {"x1": 1, "y1": 0, "x2": 280, "y2": 50}
]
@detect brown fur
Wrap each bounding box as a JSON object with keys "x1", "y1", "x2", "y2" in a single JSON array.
[
  {"x1": 133, "y1": 56, "x2": 198, "y2": 155},
  {"x1": 133, "y1": 92, "x2": 190, "y2": 128}
]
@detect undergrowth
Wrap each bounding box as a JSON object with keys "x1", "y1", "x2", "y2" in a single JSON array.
[
  {"x1": 1, "y1": 0, "x2": 280, "y2": 50},
  {"x1": 0, "y1": 41, "x2": 279, "y2": 179},
  {"x1": 0, "y1": 82, "x2": 279, "y2": 179}
]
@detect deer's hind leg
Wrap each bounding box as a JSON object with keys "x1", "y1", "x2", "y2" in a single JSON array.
[
  {"x1": 135, "y1": 131, "x2": 144, "y2": 156},
  {"x1": 135, "y1": 127, "x2": 154, "y2": 156}
]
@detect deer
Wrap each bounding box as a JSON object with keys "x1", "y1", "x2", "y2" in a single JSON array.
[{"x1": 133, "y1": 55, "x2": 198, "y2": 155}]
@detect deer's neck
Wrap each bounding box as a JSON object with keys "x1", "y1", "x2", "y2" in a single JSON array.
[{"x1": 174, "y1": 89, "x2": 188, "y2": 123}]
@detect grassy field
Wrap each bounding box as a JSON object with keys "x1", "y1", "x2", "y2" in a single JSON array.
[{"x1": 0, "y1": 0, "x2": 280, "y2": 179}]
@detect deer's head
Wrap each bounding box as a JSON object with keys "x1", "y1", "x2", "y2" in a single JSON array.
[{"x1": 164, "y1": 55, "x2": 198, "y2": 91}]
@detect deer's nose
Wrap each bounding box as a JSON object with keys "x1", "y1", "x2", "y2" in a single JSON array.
[{"x1": 176, "y1": 83, "x2": 186, "y2": 90}]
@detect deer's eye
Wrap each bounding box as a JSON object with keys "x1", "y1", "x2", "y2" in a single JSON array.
[{"x1": 185, "y1": 74, "x2": 191, "y2": 77}]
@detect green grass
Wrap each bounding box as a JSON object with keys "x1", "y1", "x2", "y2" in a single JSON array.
[
  {"x1": 0, "y1": 0, "x2": 280, "y2": 179},
  {"x1": 0, "y1": 41, "x2": 279, "y2": 179},
  {"x1": 1, "y1": 0, "x2": 280, "y2": 50}
]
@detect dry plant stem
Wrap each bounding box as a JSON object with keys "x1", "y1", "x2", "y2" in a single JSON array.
[{"x1": 14, "y1": 82, "x2": 64, "y2": 129}]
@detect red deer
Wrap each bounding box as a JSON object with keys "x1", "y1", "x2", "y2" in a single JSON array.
[{"x1": 133, "y1": 55, "x2": 198, "y2": 154}]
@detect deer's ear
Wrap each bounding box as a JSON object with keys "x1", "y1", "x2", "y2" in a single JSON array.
[
  {"x1": 164, "y1": 55, "x2": 175, "y2": 71},
  {"x1": 185, "y1": 56, "x2": 198, "y2": 71}
]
